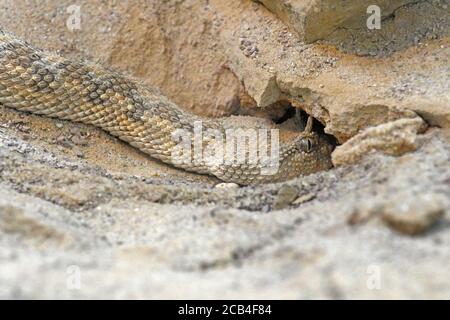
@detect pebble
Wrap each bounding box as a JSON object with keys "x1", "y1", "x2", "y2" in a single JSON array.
[
  {"x1": 273, "y1": 185, "x2": 299, "y2": 210},
  {"x1": 381, "y1": 193, "x2": 447, "y2": 235},
  {"x1": 215, "y1": 182, "x2": 239, "y2": 190},
  {"x1": 293, "y1": 193, "x2": 316, "y2": 205}
]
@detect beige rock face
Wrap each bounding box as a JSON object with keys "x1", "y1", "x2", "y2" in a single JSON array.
[
  {"x1": 0, "y1": 0, "x2": 241, "y2": 118},
  {"x1": 213, "y1": 0, "x2": 450, "y2": 142},
  {"x1": 326, "y1": 1, "x2": 450, "y2": 55},
  {"x1": 257, "y1": 0, "x2": 417, "y2": 42},
  {"x1": 332, "y1": 117, "x2": 427, "y2": 167}
]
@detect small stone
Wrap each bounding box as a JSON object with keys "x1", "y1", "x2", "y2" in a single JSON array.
[
  {"x1": 56, "y1": 123, "x2": 64, "y2": 129},
  {"x1": 215, "y1": 183, "x2": 239, "y2": 190},
  {"x1": 381, "y1": 193, "x2": 447, "y2": 235},
  {"x1": 274, "y1": 185, "x2": 299, "y2": 210},
  {"x1": 292, "y1": 193, "x2": 316, "y2": 205},
  {"x1": 332, "y1": 117, "x2": 426, "y2": 167}
]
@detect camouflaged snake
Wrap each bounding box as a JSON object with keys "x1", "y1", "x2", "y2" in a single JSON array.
[{"x1": 0, "y1": 29, "x2": 333, "y2": 185}]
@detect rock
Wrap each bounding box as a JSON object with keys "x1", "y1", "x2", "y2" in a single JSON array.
[
  {"x1": 216, "y1": 0, "x2": 450, "y2": 142},
  {"x1": 348, "y1": 191, "x2": 448, "y2": 235},
  {"x1": 273, "y1": 184, "x2": 299, "y2": 210},
  {"x1": 380, "y1": 193, "x2": 447, "y2": 235},
  {"x1": 292, "y1": 193, "x2": 316, "y2": 205},
  {"x1": 215, "y1": 182, "x2": 240, "y2": 190},
  {"x1": 332, "y1": 117, "x2": 427, "y2": 167},
  {"x1": 257, "y1": 0, "x2": 418, "y2": 43}
]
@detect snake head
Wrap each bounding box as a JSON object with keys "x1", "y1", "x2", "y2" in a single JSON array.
[{"x1": 277, "y1": 116, "x2": 334, "y2": 181}]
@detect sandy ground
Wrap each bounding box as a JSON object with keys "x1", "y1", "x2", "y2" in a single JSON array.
[
  {"x1": 0, "y1": 0, "x2": 449, "y2": 299},
  {"x1": 1, "y1": 105, "x2": 449, "y2": 299}
]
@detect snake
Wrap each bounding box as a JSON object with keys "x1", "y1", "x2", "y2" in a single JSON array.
[{"x1": 0, "y1": 29, "x2": 333, "y2": 185}]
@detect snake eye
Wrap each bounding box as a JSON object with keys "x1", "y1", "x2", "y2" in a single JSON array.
[{"x1": 304, "y1": 138, "x2": 314, "y2": 153}]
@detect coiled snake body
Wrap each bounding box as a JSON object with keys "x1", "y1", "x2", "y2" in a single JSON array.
[{"x1": 0, "y1": 29, "x2": 333, "y2": 185}]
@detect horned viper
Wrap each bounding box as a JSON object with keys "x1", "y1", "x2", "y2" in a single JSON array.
[{"x1": 0, "y1": 29, "x2": 333, "y2": 185}]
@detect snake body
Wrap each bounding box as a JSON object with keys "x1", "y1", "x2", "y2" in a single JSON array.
[{"x1": 0, "y1": 29, "x2": 333, "y2": 185}]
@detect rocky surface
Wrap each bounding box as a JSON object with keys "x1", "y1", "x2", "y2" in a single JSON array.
[
  {"x1": 216, "y1": 0, "x2": 450, "y2": 142},
  {"x1": 258, "y1": 0, "x2": 450, "y2": 55},
  {"x1": 332, "y1": 117, "x2": 427, "y2": 166},
  {"x1": 0, "y1": 0, "x2": 449, "y2": 299},
  {"x1": 257, "y1": 0, "x2": 418, "y2": 43}
]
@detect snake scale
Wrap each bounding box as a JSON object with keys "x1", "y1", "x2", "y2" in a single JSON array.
[{"x1": 0, "y1": 29, "x2": 333, "y2": 185}]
